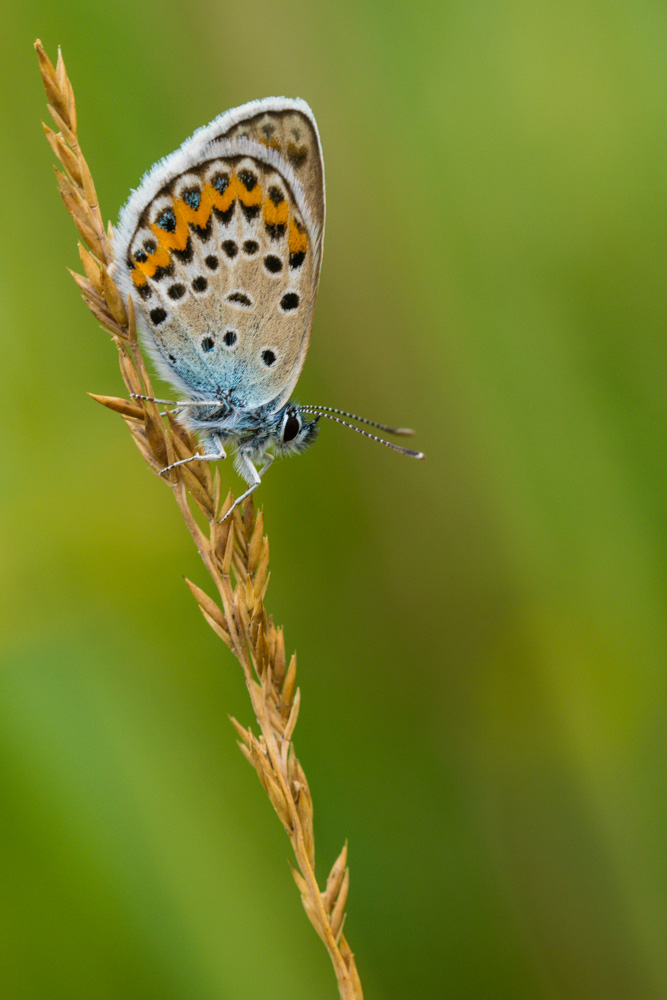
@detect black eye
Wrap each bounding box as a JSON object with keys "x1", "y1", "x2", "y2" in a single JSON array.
[
  {"x1": 201, "y1": 336, "x2": 214, "y2": 352},
  {"x1": 223, "y1": 329, "x2": 237, "y2": 346},
  {"x1": 262, "y1": 349, "x2": 276, "y2": 366},
  {"x1": 283, "y1": 413, "x2": 300, "y2": 442}
]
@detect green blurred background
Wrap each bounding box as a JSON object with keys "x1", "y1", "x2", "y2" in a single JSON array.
[{"x1": 2, "y1": 1, "x2": 667, "y2": 997}]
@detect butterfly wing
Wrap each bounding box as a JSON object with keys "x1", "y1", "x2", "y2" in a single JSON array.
[{"x1": 113, "y1": 98, "x2": 325, "y2": 413}]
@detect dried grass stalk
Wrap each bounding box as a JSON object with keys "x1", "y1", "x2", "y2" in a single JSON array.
[{"x1": 35, "y1": 40, "x2": 363, "y2": 1000}]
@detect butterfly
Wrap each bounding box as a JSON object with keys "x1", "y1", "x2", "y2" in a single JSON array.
[{"x1": 112, "y1": 98, "x2": 423, "y2": 521}]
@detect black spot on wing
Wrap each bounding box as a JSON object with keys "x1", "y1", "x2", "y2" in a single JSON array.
[
  {"x1": 286, "y1": 142, "x2": 308, "y2": 168},
  {"x1": 152, "y1": 262, "x2": 175, "y2": 282},
  {"x1": 266, "y1": 222, "x2": 286, "y2": 240},
  {"x1": 264, "y1": 255, "x2": 283, "y2": 273},
  {"x1": 238, "y1": 169, "x2": 258, "y2": 191},
  {"x1": 241, "y1": 203, "x2": 260, "y2": 222},
  {"x1": 214, "y1": 202, "x2": 236, "y2": 225},
  {"x1": 210, "y1": 172, "x2": 229, "y2": 194},
  {"x1": 155, "y1": 208, "x2": 176, "y2": 232},
  {"x1": 150, "y1": 307, "x2": 167, "y2": 325},
  {"x1": 172, "y1": 238, "x2": 193, "y2": 263},
  {"x1": 181, "y1": 187, "x2": 201, "y2": 210},
  {"x1": 226, "y1": 291, "x2": 252, "y2": 307},
  {"x1": 191, "y1": 215, "x2": 212, "y2": 241}
]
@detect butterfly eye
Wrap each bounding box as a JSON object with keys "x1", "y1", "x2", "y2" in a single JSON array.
[{"x1": 282, "y1": 412, "x2": 301, "y2": 443}]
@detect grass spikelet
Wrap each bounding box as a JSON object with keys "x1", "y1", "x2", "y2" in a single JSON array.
[{"x1": 36, "y1": 39, "x2": 363, "y2": 1000}]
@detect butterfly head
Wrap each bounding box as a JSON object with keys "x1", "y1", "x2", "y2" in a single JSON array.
[{"x1": 272, "y1": 405, "x2": 320, "y2": 456}]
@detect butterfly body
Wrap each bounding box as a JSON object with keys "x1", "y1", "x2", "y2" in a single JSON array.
[
  {"x1": 113, "y1": 98, "x2": 422, "y2": 518},
  {"x1": 179, "y1": 399, "x2": 320, "y2": 466}
]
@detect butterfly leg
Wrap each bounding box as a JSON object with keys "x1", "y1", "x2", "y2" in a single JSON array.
[
  {"x1": 158, "y1": 434, "x2": 227, "y2": 476},
  {"x1": 130, "y1": 393, "x2": 221, "y2": 407},
  {"x1": 219, "y1": 452, "x2": 270, "y2": 523},
  {"x1": 257, "y1": 453, "x2": 275, "y2": 479}
]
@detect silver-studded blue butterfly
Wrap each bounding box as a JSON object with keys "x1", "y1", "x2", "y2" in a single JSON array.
[{"x1": 112, "y1": 98, "x2": 423, "y2": 521}]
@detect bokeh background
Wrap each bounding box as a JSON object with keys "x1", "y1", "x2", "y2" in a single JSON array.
[{"x1": 3, "y1": 2, "x2": 667, "y2": 998}]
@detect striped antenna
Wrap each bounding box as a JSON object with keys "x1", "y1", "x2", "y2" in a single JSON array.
[
  {"x1": 299, "y1": 404, "x2": 415, "y2": 436},
  {"x1": 300, "y1": 409, "x2": 425, "y2": 459}
]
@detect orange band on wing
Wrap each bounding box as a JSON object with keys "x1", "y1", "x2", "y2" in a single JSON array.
[
  {"x1": 178, "y1": 186, "x2": 215, "y2": 228},
  {"x1": 150, "y1": 206, "x2": 190, "y2": 254},
  {"x1": 238, "y1": 182, "x2": 263, "y2": 208},
  {"x1": 288, "y1": 217, "x2": 307, "y2": 255},
  {"x1": 129, "y1": 168, "x2": 309, "y2": 287},
  {"x1": 264, "y1": 198, "x2": 289, "y2": 226},
  {"x1": 206, "y1": 177, "x2": 233, "y2": 213},
  {"x1": 132, "y1": 244, "x2": 172, "y2": 281}
]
